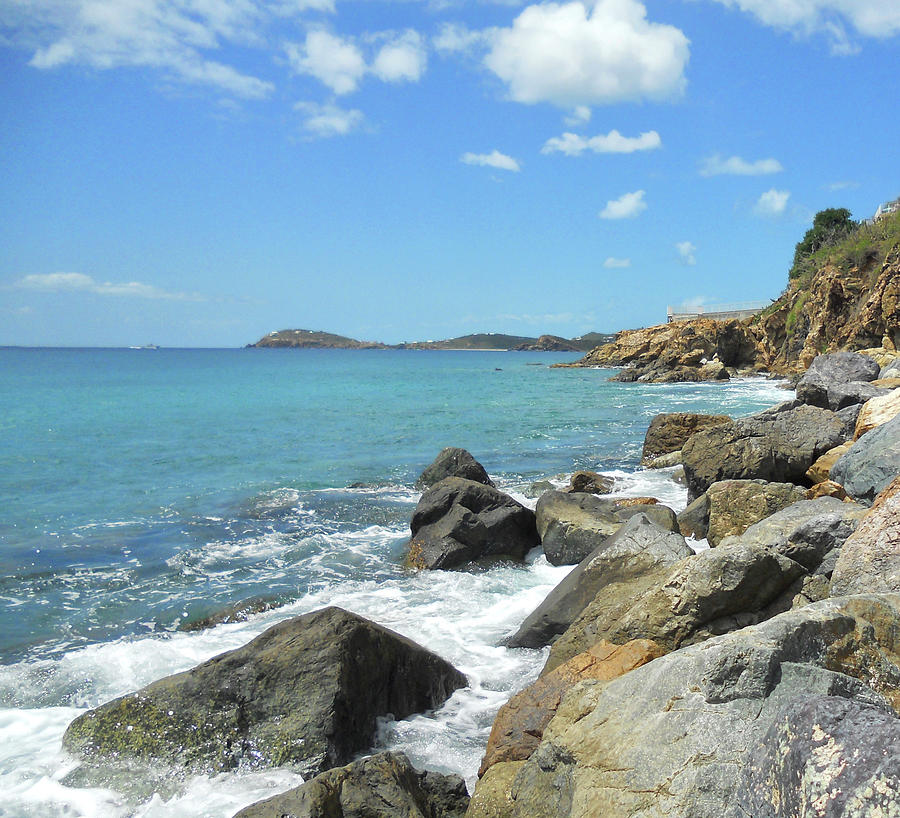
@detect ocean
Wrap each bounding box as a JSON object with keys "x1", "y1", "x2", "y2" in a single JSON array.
[{"x1": 0, "y1": 347, "x2": 789, "y2": 817}]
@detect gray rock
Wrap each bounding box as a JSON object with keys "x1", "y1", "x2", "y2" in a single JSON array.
[
  {"x1": 640, "y1": 412, "x2": 731, "y2": 464},
  {"x1": 63, "y1": 607, "x2": 467, "y2": 778},
  {"x1": 233, "y1": 751, "x2": 469, "y2": 818},
  {"x1": 831, "y1": 411, "x2": 900, "y2": 504},
  {"x1": 407, "y1": 478, "x2": 539, "y2": 569},
  {"x1": 706, "y1": 480, "x2": 808, "y2": 547},
  {"x1": 489, "y1": 594, "x2": 900, "y2": 818},
  {"x1": 738, "y1": 696, "x2": 900, "y2": 818},
  {"x1": 681, "y1": 404, "x2": 847, "y2": 501},
  {"x1": 505, "y1": 514, "x2": 692, "y2": 649},
  {"x1": 416, "y1": 447, "x2": 494, "y2": 489},
  {"x1": 881, "y1": 357, "x2": 900, "y2": 379},
  {"x1": 645, "y1": 450, "x2": 682, "y2": 469},
  {"x1": 535, "y1": 491, "x2": 621, "y2": 566},
  {"x1": 835, "y1": 401, "x2": 863, "y2": 437},
  {"x1": 524, "y1": 479, "x2": 555, "y2": 499},
  {"x1": 567, "y1": 471, "x2": 613, "y2": 494},
  {"x1": 796, "y1": 351, "x2": 881, "y2": 409},
  {"x1": 677, "y1": 492, "x2": 710, "y2": 539},
  {"x1": 828, "y1": 380, "x2": 891, "y2": 410}
]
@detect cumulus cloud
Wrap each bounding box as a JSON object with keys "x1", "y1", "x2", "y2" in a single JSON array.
[
  {"x1": 542, "y1": 129, "x2": 661, "y2": 156},
  {"x1": 16, "y1": 272, "x2": 205, "y2": 301},
  {"x1": 676, "y1": 241, "x2": 697, "y2": 265},
  {"x1": 827, "y1": 180, "x2": 859, "y2": 191},
  {"x1": 603, "y1": 257, "x2": 631, "y2": 268},
  {"x1": 599, "y1": 190, "x2": 646, "y2": 219},
  {"x1": 484, "y1": 0, "x2": 689, "y2": 106},
  {"x1": 433, "y1": 22, "x2": 493, "y2": 56},
  {"x1": 564, "y1": 105, "x2": 592, "y2": 126},
  {"x1": 754, "y1": 188, "x2": 790, "y2": 216},
  {"x1": 460, "y1": 150, "x2": 521, "y2": 171},
  {"x1": 700, "y1": 154, "x2": 783, "y2": 176},
  {"x1": 707, "y1": 0, "x2": 900, "y2": 51},
  {"x1": 295, "y1": 101, "x2": 365, "y2": 137},
  {"x1": 371, "y1": 31, "x2": 427, "y2": 83}
]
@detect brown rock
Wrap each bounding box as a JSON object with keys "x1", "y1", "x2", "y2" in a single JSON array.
[
  {"x1": 466, "y1": 762, "x2": 523, "y2": 818},
  {"x1": 613, "y1": 496, "x2": 658, "y2": 507},
  {"x1": 478, "y1": 639, "x2": 663, "y2": 777},
  {"x1": 805, "y1": 441, "x2": 854, "y2": 483},
  {"x1": 872, "y1": 377, "x2": 900, "y2": 388},
  {"x1": 706, "y1": 480, "x2": 808, "y2": 547},
  {"x1": 806, "y1": 480, "x2": 849, "y2": 500},
  {"x1": 567, "y1": 471, "x2": 613, "y2": 494},
  {"x1": 855, "y1": 387, "x2": 900, "y2": 439},
  {"x1": 640, "y1": 412, "x2": 732, "y2": 463}
]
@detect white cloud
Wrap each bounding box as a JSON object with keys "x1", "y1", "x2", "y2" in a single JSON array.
[
  {"x1": 603, "y1": 257, "x2": 631, "y2": 268},
  {"x1": 564, "y1": 105, "x2": 592, "y2": 126},
  {"x1": 16, "y1": 272, "x2": 205, "y2": 300},
  {"x1": 542, "y1": 129, "x2": 661, "y2": 156},
  {"x1": 295, "y1": 101, "x2": 365, "y2": 137},
  {"x1": 286, "y1": 30, "x2": 366, "y2": 94},
  {"x1": 707, "y1": 0, "x2": 900, "y2": 51},
  {"x1": 676, "y1": 241, "x2": 697, "y2": 265},
  {"x1": 599, "y1": 189, "x2": 646, "y2": 219},
  {"x1": 700, "y1": 154, "x2": 783, "y2": 176},
  {"x1": 371, "y1": 30, "x2": 427, "y2": 83},
  {"x1": 433, "y1": 23, "x2": 493, "y2": 56},
  {"x1": 461, "y1": 150, "x2": 521, "y2": 171},
  {"x1": 484, "y1": 0, "x2": 690, "y2": 106},
  {"x1": 827, "y1": 180, "x2": 859, "y2": 191},
  {"x1": 754, "y1": 188, "x2": 790, "y2": 216}
]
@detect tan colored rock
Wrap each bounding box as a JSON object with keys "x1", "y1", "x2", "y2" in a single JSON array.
[
  {"x1": 706, "y1": 480, "x2": 807, "y2": 547},
  {"x1": 791, "y1": 574, "x2": 831, "y2": 608},
  {"x1": 478, "y1": 639, "x2": 663, "y2": 777},
  {"x1": 831, "y1": 475, "x2": 900, "y2": 595},
  {"x1": 613, "y1": 496, "x2": 659, "y2": 507},
  {"x1": 855, "y1": 387, "x2": 900, "y2": 439},
  {"x1": 646, "y1": 450, "x2": 682, "y2": 469},
  {"x1": 805, "y1": 441, "x2": 853, "y2": 483},
  {"x1": 805, "y1": 480, "x2": 849, "y2": 500},
  {"x1": 872, "y1": 377, "x2": 900, "y2": 388},
  {"x1": 465, "y1": 762, "x2": 522, "y2": 818}
]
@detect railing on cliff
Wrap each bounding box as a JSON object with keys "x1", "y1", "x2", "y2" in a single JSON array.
[{"x1": 666, "y1": 301, "x2": 769, "y2": 323}]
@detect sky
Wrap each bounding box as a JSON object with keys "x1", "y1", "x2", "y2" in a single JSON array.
[{"x1": 1, "y1": 0, "x2": 899, "y2": 347}]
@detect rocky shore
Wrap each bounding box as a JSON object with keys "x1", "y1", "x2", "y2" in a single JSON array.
[{"x1": 58, "y1": 351, "x2": 900, "y2": 817}]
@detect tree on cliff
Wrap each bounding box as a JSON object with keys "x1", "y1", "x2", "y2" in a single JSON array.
[{"x1": 790, "y1": 208, "x2": 855, "y2": 279}]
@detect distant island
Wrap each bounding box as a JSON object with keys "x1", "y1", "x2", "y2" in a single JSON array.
[{"x1": 248, "y1": 329, "x2": 615, "y2": 352}]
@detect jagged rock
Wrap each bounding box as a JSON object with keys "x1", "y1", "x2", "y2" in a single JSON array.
[
  {"x1": 831, "y1": 412, "x2": 900, "y2": 504},
  {"x1": 641, "y1": 413, "x2": 732, "y2": 463},
  {"x1": 645, "y1": 450, "x2": 682, "y2": 468},
  {"x1": 178, "y1": 596, "x2": 284, "y2": 632},
  {"x1": 677, "y1": 493, "x2": 710, "y2": 539},
  {"x1": 407, "y1": 478, "x2": 539, "y2": 569},
  {"x1": 63, "y1": 607, "x2": 467, "y2": 777},
  {"x1": 805, "y1": 441, "x2": 853, "y2": 483},
  {"x1": 796, "y1": 350, "x2": 881, "y2": 409},
  {"x1": 485, "y1": 595, "x2": 900, "y2": 818},
  {"x1": 505, "y1": 515, "x2": 692, "y2": 649},
  {"x1": 791, "y1": 574, "x2": 832, "y2": 608},
  {"x1": 855, "y1": 387, "x2": 900, "y2": 438},
  {"x1": 233, "y1": 751, "x2": 469, "y2": 818},
  {"x1": 566, "y1": 471, "x2": 613, "y2": 494},
  {"x1": 718, "y1": 496, "x2": 866, "y2": 572},
  {"x1": 466, "y1": 762, "x2": 523, "y2": 818},
  {"x1": 737, "y1": 696, "x2": 900, "y2": 818},
  {"x1": 612, "y1": 499, "x2": 678, "y2": 533},
  {"x1": 416, "y1": 448, "x2": 494, "y2": 489},
  {"x1": 836, "y1": 401, "x2": 864, "y2": 437},
  {"x1": 478, "y1": 640, "x2": 663, "y2": 777},
  {"x1": 831, "y1": 476, "x2": 900, "y2": 595},
  {"x1": 681, "y1": 403, "x2": 847, "y2": 501},
  {"x1": 706, "y1": 480, "x2": 807, "y2": 547},
  {"x1": 544, "y1": 541, "x2": 805, "y2": 672},
  {"x1": 806, "y1": 479, "x2": 849, "y2": 500}
]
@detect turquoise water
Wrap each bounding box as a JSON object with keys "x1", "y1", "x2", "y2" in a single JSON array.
[{"x1": 0, "y1": 347, "x2": 789, "y2": 816}]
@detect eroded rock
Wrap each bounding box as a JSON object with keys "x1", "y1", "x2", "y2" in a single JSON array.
[
  {"x1": 706, "y1": 479, "x2": 807, "y2": 547},
  {"x1": 640, "y1": 412, "x2": 731, "y2": 464}
]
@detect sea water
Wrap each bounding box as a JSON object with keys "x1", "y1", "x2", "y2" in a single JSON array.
[{"x1": 0, "y1": 348, "x2": 789, "y2": 817}]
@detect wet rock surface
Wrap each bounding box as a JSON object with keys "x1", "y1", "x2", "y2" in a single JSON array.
[{"x1": 416, "y1": 447, "x2": 494, "y2": 489}]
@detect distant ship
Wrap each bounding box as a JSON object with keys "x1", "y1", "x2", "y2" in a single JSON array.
[{"x1": 129, "y1": 343, "x2": 160, "y2": 350}]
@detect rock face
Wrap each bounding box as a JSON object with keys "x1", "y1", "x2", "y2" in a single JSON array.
[
  {"x1": 831, "y1": 411, "x2": 900, "y2": 504},
  {"x1": 805, "y1": 441, "x2": 853, "y2": 483},
  {"x1": 407, "y1": 478, "x2": 539, "y2": 569},
  {"x1": 831, "y1": 476, "x2": 900, "y2": 595},
  {"x1": 640, "y1": 412, "x2": 731, "y2": 464},
  {"x1": 478, "y1": 640, "x2": 663, "y2": 777},
  {"x1": 705, "y1": 479, "x2": 807, "y2": 546},
  {"x1": 681, "y1": 403, "x2": 847, "y2": 500},
  {"x1": 63, "y1": 607, "x2": 467, "y2": 777},
  {"x1": 416, "y1": 447, "x2": 494, "y2": 489},
  {"x1": 544, "y1": 540, "x2": 805, "y2": 672},
  {"x1": 233, "y1": 751, "x2": 469, "y2": 818},
  {"x1": 479, "y1": 594, "x2": 900, "y2": 818},
  {"x1": 855, "y1": 386, "x2": 900, "y2": 438},
  {"x1": 505, "y1": 515, "x2": 692, "y2": 649},
  {"x1": 795, "y1": 350, "x2": 881, "y2": 409}
]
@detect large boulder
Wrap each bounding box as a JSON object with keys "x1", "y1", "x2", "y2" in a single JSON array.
[
  {"x1": 830, "y1": 411, "x2": 900, "y2": 504},
  {"x1": 805, "y1": 441, "x2": 853, "y2": 483},
  {"x1": 640, "y1": 412, "x2": 731, "y2": 464},
  {"x1": 505, "y1": 514, "x2": 692, "y2": 649},
  {"x1": 416, "y1": 447, "x2": 494, "y2": 489},
  {"x1": 63, "y1": 607, "x2": 467, "y2": 777},
  {"x1": 681, "y1": 403, "x2": 847, "y2": 500},
  {"x1": 855, "y1": 386, "x2": 900, "y2": 438},
  {"x1": 233, "y1": 751, "x2": 469, "y2": 818},
  {"x1": 676, "y1": 492, "x2": 710, "y2": 539},
  {"x1": 831, "y1": 476, "x2": 900, "y2": 595},
  {"x1": 407, "y1": 478, "x2": 539, "y2": 569},
  {"x1": 478, "y1": 640, "x2": 663, "y2": 777},
  {"x1": 478, "y1": 594, "x2": 900, "y2": 818},
  {"x1": 544, "y1": 541, "x2": 805, "y2": 672},
  {"x1": 705, "y1": 479, "x2": 807, "y2": 547},
  {"x1": 566, "y1": 471, "x2": 613, "y2": 494},
  {"x1": 796, "y1": 350, "x2": 881, "y2": 409},
  {"x1": 535, "y1": 491, "x2": 676, "y2": 567}
]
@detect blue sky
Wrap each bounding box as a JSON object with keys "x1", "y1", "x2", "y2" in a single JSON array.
[{"x1": 1, "y1": 0, "x2": 899, "y2": 347}]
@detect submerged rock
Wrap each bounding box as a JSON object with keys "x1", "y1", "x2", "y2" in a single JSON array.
[
  {"x1": 416, "y1": 447, "x2": 494, "y2": 489},
  {"x1": 407, "y1": 478, "x2": 539, "y2": 569},
  {"x1": 233, "y1": 751, "x2": 469, "y2": 818},
  {"x1": 63, "y1": 607, "x2": 467, "y2": 778}
]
